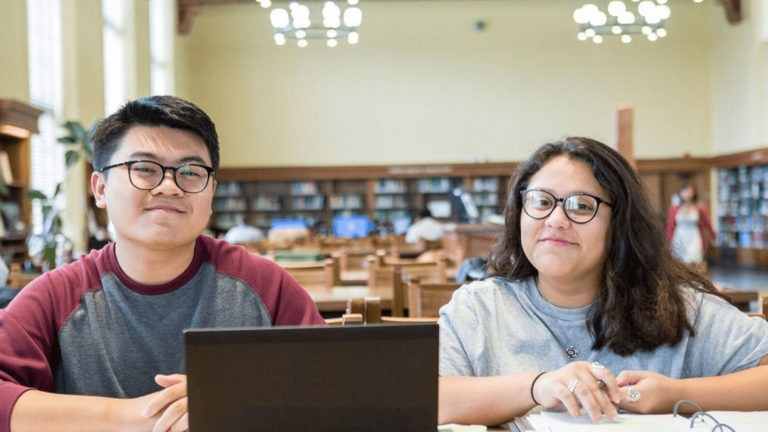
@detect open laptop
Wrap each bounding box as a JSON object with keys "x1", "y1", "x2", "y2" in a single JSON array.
[{"x1": 185, "y1": 324, "x2": 438, "y2": 431}]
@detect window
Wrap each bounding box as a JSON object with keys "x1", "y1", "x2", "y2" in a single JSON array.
[
  {"x1": 150, "y1": 0, "x2": 175, "y2": 95},
  {"x1": 27, "y1": 0, "x2": 65, "y2": 235}
]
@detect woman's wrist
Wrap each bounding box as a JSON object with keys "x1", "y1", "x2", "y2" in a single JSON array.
[{"x1": 530, "y1": 371, "x2": 547, "y2": 405}]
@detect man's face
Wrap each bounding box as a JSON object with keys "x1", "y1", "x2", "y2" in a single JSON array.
[{"x1": 91, "y1": 125, "x2": 216, "y2": 252}]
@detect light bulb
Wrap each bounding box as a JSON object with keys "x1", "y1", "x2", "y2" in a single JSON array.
[
  {"x1": 273, "y1": 33, "x2": 286, "y2": 45},
  {"x1": 656, "y1": 28, "x2": 667, "y2": 37},
  {"x1": 577, "y1": 32, "x2": 588, "y2": 41},
  {"x1": 658, "y1": 5, "x2": 671, "y2": 20},
  {"x1": 348, "y1": 0, "x2": 359, "y2": 5},
  {"x1": 327, "y1": 29, "x2": 338, "y2": 38},
  {"x1": 323, "y1": 2, "x2": 341, "y2": 21},
  {"x1": 270, "y1": 8, "x2": 290, "y2": 29},
  {"x1": 607, "y1": 1, "x2": 626, "y2": 16},
  {"x1": 638, "y1": 1, "x2": 655, "y2": 17},
  {"x1": 590, "y1": 11, "x2": 607, "y2": 27},
  {"x1": 295, "y1": 29, "x2": 306, "y2": 39},
  {"x1": 621, "y1": 34, "x2": 632, "y2": 43},
  {"x1": 344, "y1": 7, "x2": 362, "y2": 27},
  {"x1": 573, "y1": 7, "x2": 589, "y2": 24},
  {"x1": 259, "y1": 0, "x2": 271, "y2": 8},
  {"x1": 617, "y1": 11, "x2": 635, "y2": 25},
  {"x1": 612, "y1": 25, "x2": 622, "y2": 35},
  {"x1": 297, "y1": 39, "x2": 308, "y2": 48},
  {"x1": 585, "y1": 28, "x2": 596, "y2": 37},
  {"x1": 648, "y1": 33, "x2": 658, "y2": 41},
  {"x1": 327, "y1": 38, "x2": 338, "y2": 47},
  {"x1": 593, "y1": 35, "x2": 603, "y2": 44},
  {"x1": 347, "y1": 31, "x2": 359, "y2": 44}
]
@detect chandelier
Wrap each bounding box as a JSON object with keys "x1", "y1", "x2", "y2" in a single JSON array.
[
  {"x1": 256, "y1": 0, "x2": 363, "y2": 47},
  {"x1": 573, "y1": 0, "x2": 701, "y2": 44}
]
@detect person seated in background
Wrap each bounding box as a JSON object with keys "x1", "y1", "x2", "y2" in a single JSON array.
[
  {"x1": 0, "y1": 95, "x2": 324, "y2": 432},
  {"x1": 405, "y1": 209, "x2": 444, "y2": 244},
  {"x1": 438, "y1": 137, "x2": 768, "y2": 426},
  {"x1": 223, "y1": 214, "x2": 264, "y2": 245}
]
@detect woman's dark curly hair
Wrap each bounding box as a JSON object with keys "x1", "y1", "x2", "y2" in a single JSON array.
[{"x1": 491, "y1": 137, "x2": 718, "y2": 356}]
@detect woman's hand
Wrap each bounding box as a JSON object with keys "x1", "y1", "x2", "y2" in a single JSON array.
[
  {"x1": 615, "y1": 370, "x2": 677, "y2": 414},
  {"x1": 141, "y1": 374, "x2": 189, "y2": 432},
  {"x1": 532, "y1": 361, "x2": 623, "y2": 422}
]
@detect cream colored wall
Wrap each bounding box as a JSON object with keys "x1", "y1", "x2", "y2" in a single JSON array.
[
  {"x1": 176, "y1": 0, "x2": 716, "y2": 167},
  {"x1": 711, "y1": 0, "x2": 767, "y2": 154},
  {"x1": 0, "y1": 0, "x2": 30, "y2": 101}
]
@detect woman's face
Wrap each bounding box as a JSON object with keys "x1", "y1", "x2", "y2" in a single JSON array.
[
  {"x1": 679, "y1": 185, "x2": 695, "y2": 203},
  {"x1": 520, "y1": 156, "x2": 612, "y2": 285}
]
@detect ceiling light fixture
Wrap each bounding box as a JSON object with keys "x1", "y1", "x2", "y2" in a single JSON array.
[
  {"x1": 257, "y1": 0, "x2": 362, "y2": 47},
  {"x1": 573, "y1": 0, "x2": 675, "y2": 44}
]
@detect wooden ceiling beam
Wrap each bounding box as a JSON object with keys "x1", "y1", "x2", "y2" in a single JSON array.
[
  {"x1": 177, "y1": 0, "x2": 744, "y2": 35},
  {"x1": 719, "y1": 0, "x2": 742, "y2": 24}
]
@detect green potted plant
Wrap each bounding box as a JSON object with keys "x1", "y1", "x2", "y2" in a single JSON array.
[{"x1": 27, "y1": 120, "x2": 97, "y2": 270}]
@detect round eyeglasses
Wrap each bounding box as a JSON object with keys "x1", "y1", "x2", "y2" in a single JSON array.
[
  {"x1": 520, "y1": 189, "x2": 612, "y2": 224},
  {"x1": 100, "y1": 160, "x2": 215, "y2": 194}
]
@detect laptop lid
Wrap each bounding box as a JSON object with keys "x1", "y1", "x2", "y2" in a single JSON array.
[{"x1": 185, "y1": 324, "x2": 438, "y2": 432}]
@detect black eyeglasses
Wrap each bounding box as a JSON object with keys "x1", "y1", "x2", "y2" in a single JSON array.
[
  {"x1": 520, "y1": 189, "x2": 612, "y2": 224},
  {"x1": 100, "y1": 160, "x2": 215, "y2": 194}
]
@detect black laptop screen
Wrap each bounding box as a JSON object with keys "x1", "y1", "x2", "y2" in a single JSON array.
[{"x1": 185, "y1": 324, "x2": 438, "y2": 432}]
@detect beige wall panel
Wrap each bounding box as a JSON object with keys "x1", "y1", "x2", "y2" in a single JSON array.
[
  {"x1": 176, "y1": 0, "x2": 714, "y2": 167},
  {"x1": 0, "y1": 0, "x2": 30, "y2": 101}
]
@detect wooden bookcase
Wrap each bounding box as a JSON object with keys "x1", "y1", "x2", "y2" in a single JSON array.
[
  {"x1": 213, "y1": 162, "x2": 518, "y2": 235},
  {"x1": 217, "y1": 152, "x2": 768, "y2": 268},
  {"x1": 709, "y1": 148, "x2": 768, "y2": 267},
  {"x1": 0, "y1": 99, "x2": 43, "y2": 265}
]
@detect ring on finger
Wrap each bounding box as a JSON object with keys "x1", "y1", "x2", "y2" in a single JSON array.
[
  {"x1": 590, "y1": 361, "x2": 606, "y2": 376},
  {"x1": 626, "y1": 386, "x2": 641, "y2": 403},
  {"x1": 567, "y1": 379, "x2": 579, "y2": 393}
]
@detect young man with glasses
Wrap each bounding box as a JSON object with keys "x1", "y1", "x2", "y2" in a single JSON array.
[{"x1": 1, "y1": 95, "x2": 325, "y2": 431}]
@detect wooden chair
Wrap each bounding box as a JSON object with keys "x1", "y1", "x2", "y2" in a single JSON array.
[
  {"x1": 7, "y1": 263, "x2": 40, "y2": 289},
  {"x1": 720, "y1": 290, "x2": 761, "y2": 313},
  {"x1": 281, "y1": 259, "x2": 335, "y2": 289},
  {"x1": 325, "y1": 297, "x2": 438, "y2": 325},
  {"x1": 367, "y1": 251, "x2": 448, "y2": 317},
  {"x1": 404, "y1": 276, "x2": 462, "y2": 318}
]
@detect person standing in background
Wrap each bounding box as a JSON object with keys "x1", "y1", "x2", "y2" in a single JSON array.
[{"x1": 665, "y1": 182, "x2": 716, "y2": 273}]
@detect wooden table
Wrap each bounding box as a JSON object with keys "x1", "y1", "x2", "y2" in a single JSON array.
[{"x1": 303, "y1": 285, "x2": 392, "y2": 314}]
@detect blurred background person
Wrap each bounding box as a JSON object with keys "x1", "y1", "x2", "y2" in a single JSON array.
[
  {"x1": 223, "y1": 214, "x2": 264, "y2": 245},
  {"x1": 666, "y1": 182, "x2": 716, "y2": 273},
  {"x1": 405, "y1": 209, "x2": 444, "y2": 244}
]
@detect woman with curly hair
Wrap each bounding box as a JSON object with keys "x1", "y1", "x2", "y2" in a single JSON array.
[{"x1": 438, "y1": 137, "x2": 768, "y2": 426}]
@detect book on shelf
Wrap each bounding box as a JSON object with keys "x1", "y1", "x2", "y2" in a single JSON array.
[{"x1": 0, "y1": 151, "x2": 13, "y2": 184}]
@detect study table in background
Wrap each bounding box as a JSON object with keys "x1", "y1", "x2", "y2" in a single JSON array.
[{"x1": 304, "y1": 285, "x2": 392, "y2": 313}]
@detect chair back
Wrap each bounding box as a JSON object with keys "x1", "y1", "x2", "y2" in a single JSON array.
[
  {"x1": 281, "y1": 259, "x2": 335, "y2": 289},
  {"x1": 721, "y1": 290, "x2": 761, "y2": 313},
  {"x1": 405, "y1": 277, "x2": 462, "y2": 318},
  {"x1": 367, "y1": 251, "x2": 448, "y2": 316}
]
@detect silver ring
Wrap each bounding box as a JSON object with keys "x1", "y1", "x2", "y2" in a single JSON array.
[
  {"x1": 567, "y1": 379, "x2": 579, "y2": 393},
  {"x1": 626, "y1": 386, "x2": 641, "y2": 403},
  {"x1": 590, "y1": 361, "x2": 606, "y2": 376}
]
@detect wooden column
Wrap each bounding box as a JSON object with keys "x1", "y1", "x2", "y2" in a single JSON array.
[{"x1": 616, "y1": 105, "x2": 636, "y2": 169}]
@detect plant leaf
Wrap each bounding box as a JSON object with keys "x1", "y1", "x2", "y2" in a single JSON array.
[
  {"x1": 65, "y1": 150, "x2": 80, "y2": 169},
  {"x1": 27, "y1": 189, "x2": 49, "y2": 200}
]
